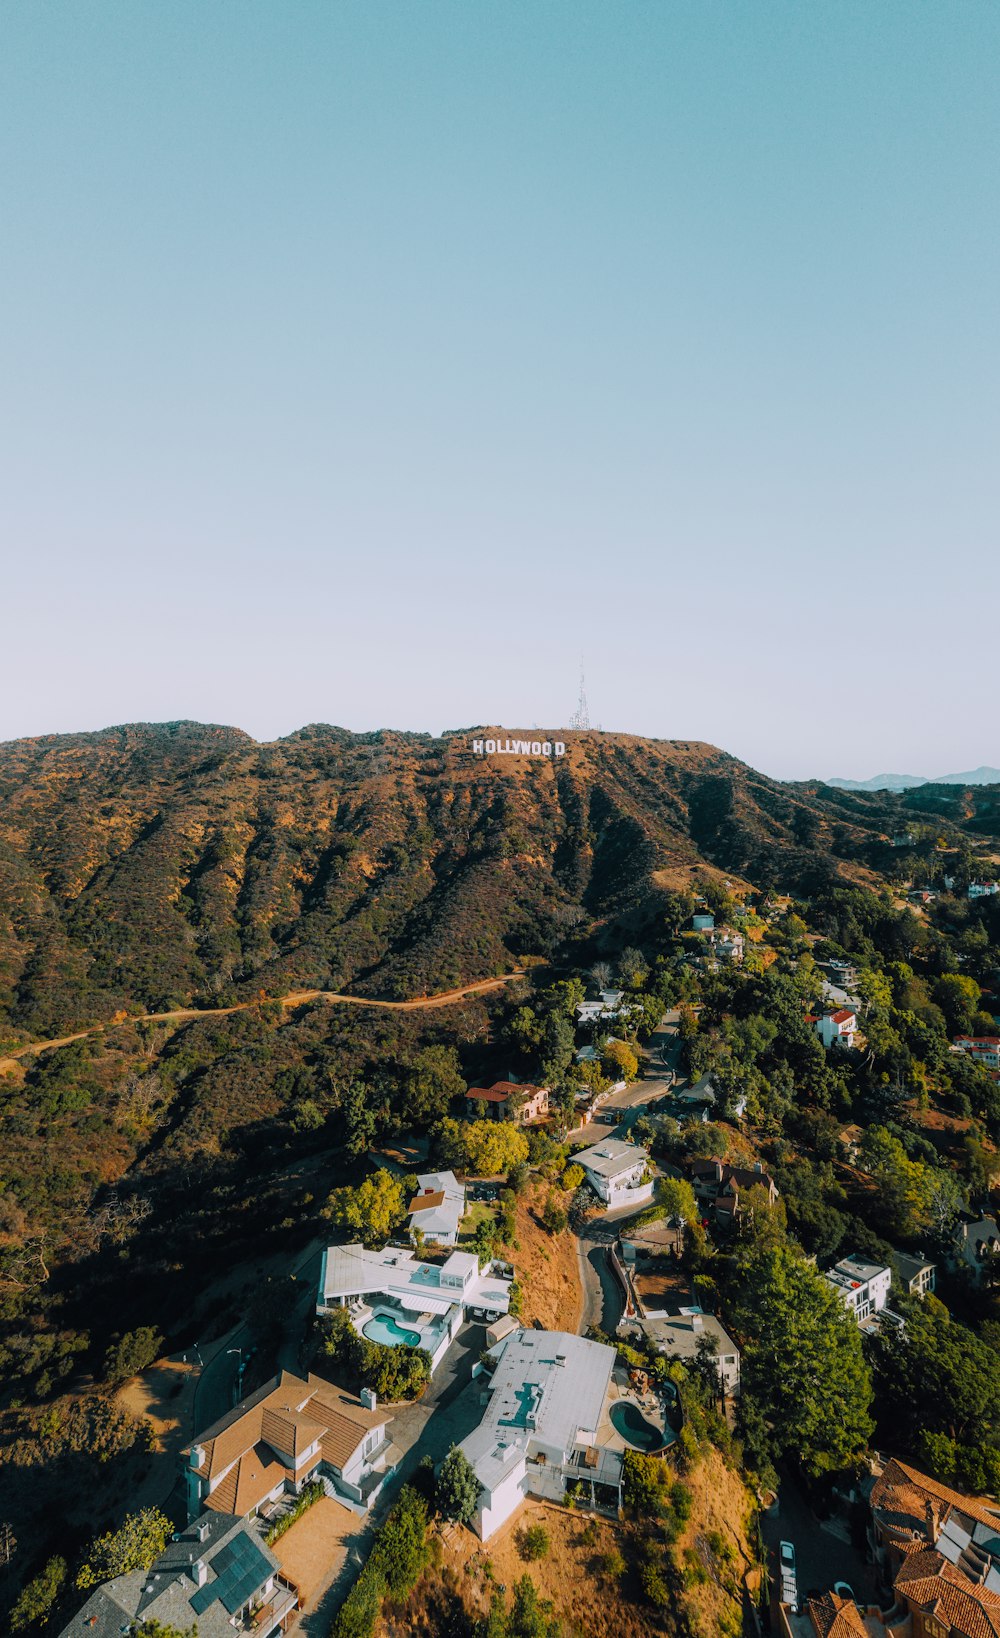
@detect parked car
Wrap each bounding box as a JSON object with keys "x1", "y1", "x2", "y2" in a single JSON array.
[{"x1": 779, "y1": 1541, "x2": 796, "y2": 1573}]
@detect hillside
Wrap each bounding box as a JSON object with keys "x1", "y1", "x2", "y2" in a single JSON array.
[{"x1": 1, "y1": 719, "x2": 998, "y2": 1037}]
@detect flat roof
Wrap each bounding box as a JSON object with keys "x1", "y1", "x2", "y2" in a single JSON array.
[
  {"x1": 461, "y1": 1329, "x2": 616, "y2": 1490},
  {"x1": 575, "y1": 1137, "x2": 648, "y2": 1180}
]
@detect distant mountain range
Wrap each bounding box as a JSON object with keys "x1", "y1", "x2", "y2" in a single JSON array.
[{"x1": 825, "y1": 767, "x2": 1000, "y2": 792}]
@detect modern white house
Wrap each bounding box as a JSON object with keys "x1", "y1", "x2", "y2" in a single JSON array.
[
  {"x1": 317, "y1": 1244, "x2": 512, "y2": 1372},
  {"x1": 969, "y1": 882, "x2": 1000, "y2": 899},
  {"x1": 185, "y1": 1370, "x2": 395, "y2": 1520},
  {"x1": 407, "y1": 1171, "x2": 466, "y2": 1246},
  {"x1": 459, "y1": 1328, "x2": 622, "y2": 1540},
  {"x1": 814, "y1": 1007, "x2": 857, "y2": 1049},
  {"x1": 575, "y1": 1136, "x2": 655, "y2": 1210},
  {"x1": 823, "y1": 1252, "x2": 892, "y2": 1326}
]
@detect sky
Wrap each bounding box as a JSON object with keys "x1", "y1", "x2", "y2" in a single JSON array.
[{"x1": 1, "y1": 3, "x2": 997, "y2": 781}]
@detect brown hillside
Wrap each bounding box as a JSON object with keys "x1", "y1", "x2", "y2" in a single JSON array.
[{"x1": 0, "y1": 719, "x2": 993, "y2": 1035}]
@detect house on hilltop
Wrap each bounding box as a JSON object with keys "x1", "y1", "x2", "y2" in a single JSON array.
[
  {"x1": 688, "y1": 1158, "x2": 778, "y2": 1226},
  {"x1": 813, "y1": 1008, "x2": 858, "y2": 1050},
  {"x1": 185, "y1": 1369, "x2": 395, "y2": 1520},
  {"x1": 317, "y1": 1243, "x2": 512, "y2": 1371},
  {"x1": 407, "y1": 1170, "x2": 465, "y2": 1246},
  {"x1": 822, "y1": 1253, "x2": 892, "y2": 1328},
  {"x1": 894, "y1": 1250, "x2": 936, "y2": 1298},
  {"x1": 465, "y1": 1080, "x2": 550, "y2": 1125},
  {"x1": 59, "y1": 1512, "x2": 297, "y2": 1638},
  {"x1": 458, "y1": 1328, "x2": 622, "y2": 1540},
  {"x1": 952, "y1": 1214, "x2": 1000, "y2": 1287},
  {"x1": 575, "y1": 1137, "x2": 654, "y2": 1209}
]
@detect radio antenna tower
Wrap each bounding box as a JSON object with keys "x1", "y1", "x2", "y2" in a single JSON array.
[{"x1": 569, "y1": 669, "x2": 591, "y2": 731}]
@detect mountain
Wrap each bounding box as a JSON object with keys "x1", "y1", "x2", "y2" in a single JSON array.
[
  {"x1": 1, "y1": 720, "x2": 998, "y2": 1038},
  {"x1": 825, "y1": 773, "x2": 928, "y2": 792},
  {"x1": 826, "y1": 766, "x2": 1000, "y2": 791}
]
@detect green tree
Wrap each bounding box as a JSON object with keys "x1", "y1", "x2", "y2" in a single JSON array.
[
  {"x1": 730, "y1": 1245, "x2": 873, "y2": 1478},
  {"x1": 463, "y1": 1121, "x2": 530, "y2": 1177},
  {"x1": 871, "y1": 1297, "x2": 1000, "y2": 1492},
  {"x1": 602, "y1": 1040, "x2": 639, "y2": 1082},
  {"x1": 10, "y1": 1555, "x2": 66, "y2": 1632},
  {"x1": 656, "y1": 1176, "x2": 699, "y2": 1226},
  {"x1": 436, "y1": 1445, "x2": 481, "y2": 1524},
  {"x1": 341, "y1": 1079, "x2": 377, "y2": 1160},
  {"x1": 77, "y1": 1508, "x2": 173, "y2": 1590},
  {"x1": 103, "y1": 1326, "x2": 163, "y2": 1386},
  {"x1": 405, "y1": 1047, "x2": 465, "y2": 1127},
  {"x1": 324, "y1": 1170, "x2": 407, "y2": 1248}
]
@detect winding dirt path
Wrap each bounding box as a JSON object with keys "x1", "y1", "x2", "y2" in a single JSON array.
[{"x1": 0, "y1": 972, "x2": 524, "y2": 1065}]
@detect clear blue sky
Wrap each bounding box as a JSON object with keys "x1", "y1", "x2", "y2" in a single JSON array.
[{"x1": 1, "y1": 3, "x2": 997, "y2": 779}]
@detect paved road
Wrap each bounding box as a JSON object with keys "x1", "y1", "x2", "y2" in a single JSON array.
[{"x1": 761, "y1": 1473, "x2": 878, "y2": 1610}]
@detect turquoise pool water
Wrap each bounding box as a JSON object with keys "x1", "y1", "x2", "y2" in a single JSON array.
[
  {"x1": 362, "y1": 1311, "x2": 421, "y2": 1348},
  {"x1": 610, "y1": 1400, "x2": 671, "y2": 1451}
]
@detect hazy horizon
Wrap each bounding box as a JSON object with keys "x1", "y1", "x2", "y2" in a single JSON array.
[{"x1": 2, "y1": 3, "x2": 997, "y2": 780}]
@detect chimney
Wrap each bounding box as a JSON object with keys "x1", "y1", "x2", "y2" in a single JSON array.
[
  {"x1": 753, "y1": 1161, "x2": 763, "y2": 1175},
  {"x1": 360, "y1": 1387, "x2": 377, "y2": 1411},
  {"x1": 191, "y1": 1558, "x2": 208, "y2": 1587},
  {"x1": 925, "y1": 1500, "x2": 940, "y2": 1542},
  {"x1": 191, "y1": 1444, "x2": 205, "y2": 1469},
  {"x1": 692, "y1": 1314, "x2": 704, "y2": 1331}
]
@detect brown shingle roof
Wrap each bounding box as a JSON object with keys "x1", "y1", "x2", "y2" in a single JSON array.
[
  {"x1": 895, "y1": 1548, "x2": 1000, "y2": 1637},
  {"x1": 872, "y1": 1457, "x2": 1000, "y2": 1537},
  {"x1": 409, "y1": 1190, "x2": 446, "y2": 1214},
  {"x1": 807, "y1": 1594, "x2": 870, "y2": 1637},
  {"x1": 188, "y1": 1368, "x2": 391, "y2": 1512}
]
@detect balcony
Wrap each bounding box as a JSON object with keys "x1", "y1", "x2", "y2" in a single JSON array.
[{"x1": 245, "y1": 1581, "x2": 299, "y2": 1632}]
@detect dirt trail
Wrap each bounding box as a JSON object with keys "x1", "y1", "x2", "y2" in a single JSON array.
[{"x1": 0, "y1": 972, "x2": 524, "y2": 1067}]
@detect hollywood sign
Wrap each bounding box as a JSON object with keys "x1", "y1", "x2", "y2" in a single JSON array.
[{"x1": 471, "y1": 737, "x2": 566, "y2": 758}]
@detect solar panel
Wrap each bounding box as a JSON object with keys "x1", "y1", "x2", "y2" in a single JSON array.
[{"x1": 190, "y1": 1532, "x2": 272, "y2": 1616}]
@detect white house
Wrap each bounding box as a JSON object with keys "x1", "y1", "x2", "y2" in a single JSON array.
[
  {"x1": 823, "y1": 1253, "x2": 892, "y2": 1326},
  {"x1": 575, "y1": 990, "x2": 626, "y2": 1025},
  {"x1": 575, "y1": 1137, "x2": 654, "y2": 1209},
  {"x1": 185, "y1": 1369, "x2": 395, "y2": 1520},
  {"x1": 317, "y1": 1244, "x2": 512, "y2": 1373},
  {"x1": 407, "y1": 1171, "x2": 465, "y2": 1246},
  {"x1": 814, "y1": 1008, "x2": 857, "y2": 1049},
  {"x1": 969, "y1": 882, "x2": 1000, "y2": 899},
  {"x1": 459, "y1": 1328, "x2": 622, "y2": 1540},
  {"x1": 954, "y1": 1036, "x2": 1000, "y2": 1072}
]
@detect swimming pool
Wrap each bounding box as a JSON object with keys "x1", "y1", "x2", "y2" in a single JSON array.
[
  {"x1": 610, "y1": 1400, "x2": 671, "y2": 1451},
  {"x1": 362, "y1": 1311, "x2": 422, "y2": 1348}
]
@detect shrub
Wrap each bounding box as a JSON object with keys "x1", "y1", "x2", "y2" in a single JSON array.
[
  {"x1": 265, "y1": 1481, "x2": 323, "y2": 1544},
  {"x1": 517, "y1": 1523, "x2": 549, "y2": 1561},
  {"x1": 436, "y1": 1446, "x2": 481, "y2": 1525}
]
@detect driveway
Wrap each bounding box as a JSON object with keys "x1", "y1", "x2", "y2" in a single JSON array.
[
  {"x1": 575, "y1": 1200, "x2": 659, "y2": 1335},
  {"x1": 761, "y1": 1473, "x2": 878, "y2": 1609}
]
